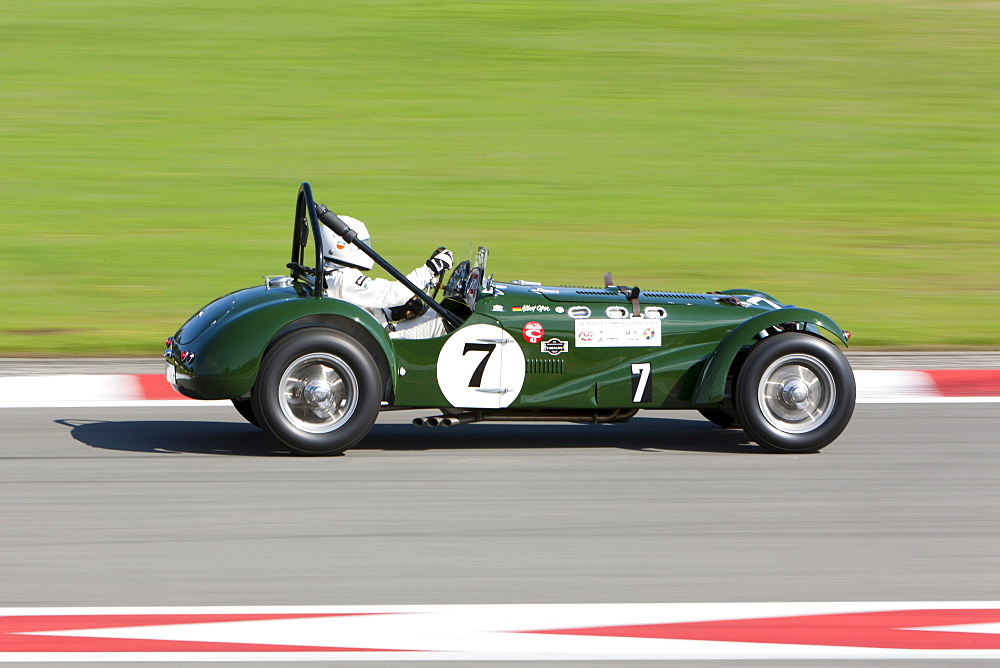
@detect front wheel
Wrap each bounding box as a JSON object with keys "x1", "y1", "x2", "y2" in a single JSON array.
[
  {"x1": 734, "y1": 333, "x2": 855, "y2": 453},
  {"x1": 252, "y1": 328, "x2": 382, "y2": 455}
]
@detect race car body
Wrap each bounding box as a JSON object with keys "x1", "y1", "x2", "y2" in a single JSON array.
[{"x1": 166, "y1": 183, "x2": 855, "y2": 455}]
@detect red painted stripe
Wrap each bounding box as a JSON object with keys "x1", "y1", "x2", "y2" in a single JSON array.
[
  {"x1": 530, "y1": 609, "x2": 1000, "y2": 650},
  {"x1": 0, "y1": 613, "x2": 398, "y2": 653},
  {"x1": 136, "y1": 374, "x2": 191, "y2": 400},
  {"x1": 924, "y1": 370, "x2": 1000, "y2": 397}
]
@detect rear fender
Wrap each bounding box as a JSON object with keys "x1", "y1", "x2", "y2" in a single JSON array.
[
  {"x1": 268, "y1": 312, "x2": 397, "y2": 403},
  {"x1": 692, "y1": 308, "x2": 848, "y2": 406},
  {"x1": 191, "y1": 298, "x2": 397, "y2": 399}
]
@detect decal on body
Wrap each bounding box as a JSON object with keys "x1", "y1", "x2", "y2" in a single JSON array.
[
  {"x1": 574, "y1": 319, "x2": 661, "y2": 347},
  {"x1": 522, "y1": 321, "x2": 545, "y2": 344},
  {"x1": 631, "y1": 362, "x2": 653, "y2": 402},
  {"x1": 540, "y1": 338, "x2": 569, "y2": 356},
  {"x1": 436, "y1": 324, "x2": 525, "y2": 409}
]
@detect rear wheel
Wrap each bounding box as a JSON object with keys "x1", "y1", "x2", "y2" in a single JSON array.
[
  {"x1": 734, "y1": 333, "x2": 855, "y2": 453},
  {"x1": 252, "y1": 328, "x2": 382, "y2": 455}
]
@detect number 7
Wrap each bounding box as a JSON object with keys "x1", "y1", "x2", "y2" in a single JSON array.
[
  {"x1": 463, "y1": 343, "x2": 497, "y2": 388},
  {"x1": 631, "y1": 363, "x2": 652, "y2": 403}
]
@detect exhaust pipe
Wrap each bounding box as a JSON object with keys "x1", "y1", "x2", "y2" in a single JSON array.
[
  {"x1": 413, "y1": 413, "x2": 479, "y2": 427},
  {"x1": 439, "y1": 414, "x2": 478, "y2": 427},
  {"x1": 412, "y1": 415, "x2": 449, "y2": 427},
  {"x1": 412, "y1": 409, "x2": 636, "y2": 427}
]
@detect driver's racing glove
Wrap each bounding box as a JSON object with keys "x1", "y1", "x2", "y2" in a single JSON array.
[
  {"x1": 426, "y1": 247, "x2": 454, "y2": 274},
  {"x1": 389, "y1": 296, "x2": 429, "y2": 321}
]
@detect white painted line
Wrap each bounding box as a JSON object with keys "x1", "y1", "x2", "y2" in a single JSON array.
[
  {"x1": 856, "y1": 396, "x2": 1000, "y2": 404},
  {"x1": 0, "y1": 375, "x2": 138, "y2": 404},
  {"x1": 2, "y1": 602, "x2": 1000, "y2": 661},
  {"x1": 853, "y1": 369, "x2": 938, "y2": 402},
  {"x1": 0, "y1": 400, "x2": 231, "y2": 409},
  {"x1": 1, "y1": 370, "x2": 999, "y2": 408}
]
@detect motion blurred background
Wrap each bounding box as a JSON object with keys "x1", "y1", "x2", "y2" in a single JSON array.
[{"x1": 2, "y1": 0, "x2": 997, "y2": 354}]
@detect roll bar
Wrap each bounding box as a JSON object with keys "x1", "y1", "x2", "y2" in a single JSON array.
[{"x1": 292, "y1": 183, "x2": 463, "y2": 330}]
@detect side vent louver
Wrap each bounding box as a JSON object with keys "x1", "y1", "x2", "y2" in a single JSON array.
[{"x1": 526, "y1": 359, "x2": 565, "y2": 374}]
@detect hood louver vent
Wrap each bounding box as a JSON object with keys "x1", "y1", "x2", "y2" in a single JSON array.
[
  {"x1": 571, "y1": 289, "x2": 708, "y2": 300},
  {"x1": 644, "y1": 293, "x2": 708, "y2": 300}
]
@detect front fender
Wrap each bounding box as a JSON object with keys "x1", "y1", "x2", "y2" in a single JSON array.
[
  {"x1": 175, "y1": 295, "x2": 396, "y2": 400},
  {"x1": 692, "y1": 307, "x2": 848, "y2": 406}
]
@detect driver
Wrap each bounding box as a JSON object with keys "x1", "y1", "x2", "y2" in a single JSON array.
[{"x1": 320, "y1": 216, "x2": 453, "y2": 339}]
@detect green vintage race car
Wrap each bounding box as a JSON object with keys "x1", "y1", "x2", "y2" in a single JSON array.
[{"x1": 165, "y1": 183, "x2": 855, "y2": 455}]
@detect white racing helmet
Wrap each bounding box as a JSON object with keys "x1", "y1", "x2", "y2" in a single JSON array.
[{"x1": 320, "y1": 214, "x2": 374, "y2": 270}]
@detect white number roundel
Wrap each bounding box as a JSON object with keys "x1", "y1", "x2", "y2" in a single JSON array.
[{"x1": 436, "y1": 324, "x2": 526, "y2": 409}]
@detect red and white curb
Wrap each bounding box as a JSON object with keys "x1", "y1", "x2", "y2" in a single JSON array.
[
  {"x1": 854, "y1": 369, "x2": 1000, "y2": 403},
  {"x1": 2, "y1": 603, "x2": 1000, "y2": 662},
  {"x1": 1, "y1": 370, "x2": 999, "y2": 408},
  {"x1": 0, "y1": 374, "x2": 227, "y2": 408}
]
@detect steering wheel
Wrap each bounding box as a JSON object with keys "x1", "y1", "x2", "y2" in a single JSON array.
[
  {"x1": 444, "y1": 259, "x2": 485, "y2": 310},
  {"x1": 444, "y1": 260, "x2": 471, "y2": 298}
]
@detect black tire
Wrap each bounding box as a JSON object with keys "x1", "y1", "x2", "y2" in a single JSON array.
[
  {"x1": 733, "y1": 333, "x2": 855, "y2": 454},
  {"x1": 698, "y1": 405, "x2": 740, "y2": 429},
  {"x1": 231, "y1": 398, "x2": 260, "y2": 428},
  {"x1": 252, "y1": 328, "x2": 382, "y2": 455}
]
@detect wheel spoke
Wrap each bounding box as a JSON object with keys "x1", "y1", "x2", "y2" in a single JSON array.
[
  {"x1": 757, "y1": 353, "x2": 836, "y2": 434},
  {"x1": 277, "y1": 352, "x2": 360, "y2": 435}
]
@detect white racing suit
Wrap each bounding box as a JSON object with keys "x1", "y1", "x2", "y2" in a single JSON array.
[{"x1": 325, "y1": 264, "x2": 449, "y2": 340}]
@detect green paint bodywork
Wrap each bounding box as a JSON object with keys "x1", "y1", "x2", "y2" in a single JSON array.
[
  {"x1": 692, "y1": 307, "x2": 849, "y2": 406},
  {"x1": 168, "y1": 276, "x2": 848, "y2": 412},
  {"x1": 168, "y1": 283, "x2": 395, "y2": 400}
]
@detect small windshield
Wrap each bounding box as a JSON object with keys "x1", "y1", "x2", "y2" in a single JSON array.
[{"x1": 472, "y1": 246, "x2": 489, "y2": 280}]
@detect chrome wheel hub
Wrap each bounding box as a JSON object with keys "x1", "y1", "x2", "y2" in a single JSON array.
[
  {"x1": 757, "y1": 353, "x2": 835, "y2": 434},
  {"x1": 278, "y1": 352, "x2": 358, "y2": 434},
  {"x1": 781, "y1": 379, "x2": 811, "y2": 406}
]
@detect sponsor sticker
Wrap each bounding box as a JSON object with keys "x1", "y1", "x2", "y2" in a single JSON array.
[
  {"x1": 514, "y1": 304, "x2": 550, "y2": 313},
  {"x1": 555, "y1": 307, "x2": 565, "y2": 313},
  {"x1": 492, "y1": 305, "x2": 504, "y2": 312},
  {"x1": 574, "y1": 319, "x2": 661, "y2": 347},
  {"x1": 522, "y1": 321, "x2": 545, "y2": 344},
  {"x1": 540, "y1": 338, "x2": 568, "y2": 356},
  {"x1": 354, "y1": 275, "x2": 371, "y2": 289}
]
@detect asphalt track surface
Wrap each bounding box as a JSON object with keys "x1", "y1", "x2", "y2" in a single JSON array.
[{"x1": 2, "y1": 398, "x2": 1000, "y2": 665}]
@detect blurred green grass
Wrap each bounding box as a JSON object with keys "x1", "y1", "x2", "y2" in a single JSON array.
[{"x1": 1, "y1": 0, "x2": 997, "y2": 354}]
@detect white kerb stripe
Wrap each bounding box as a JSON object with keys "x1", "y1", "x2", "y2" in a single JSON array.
[
  {"x1": 0, "y1": 374, "x2": 140, "y2": 403},
  {"x1": 854, "y1": 369, "x2": 939, "y2": 402}
]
